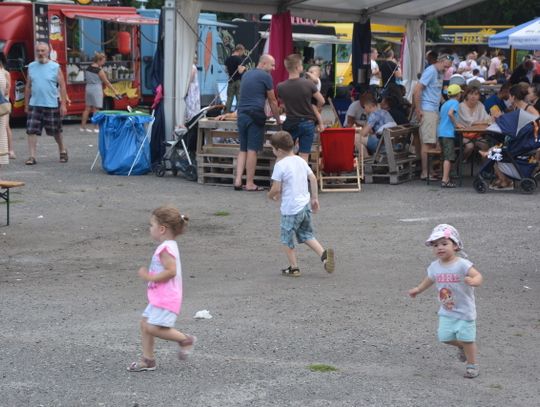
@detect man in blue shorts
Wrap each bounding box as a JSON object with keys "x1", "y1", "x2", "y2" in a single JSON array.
[
  {"x1": 233, "y1": 54, "x2": 281, "y2": 191},
  {"x1": 277, "y1": 54, "x2": 325, "y2": 162},
  {"x1": 24, "y1": 42, "x2": 68, "y2": 165}
]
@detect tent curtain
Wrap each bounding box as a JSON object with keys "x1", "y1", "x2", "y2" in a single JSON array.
[
  {"x1": 351, "y1": 20, "x2": 371, "y2": 86},
  {"x1": 175, "y1": 0, "x2": 201, "y2": 126},
  {"x1": 268, "y1": 11, "x2": 293, "y2": 87},
  {"x1": 402, "y1": 19, "x2": 425, "y2": 100}
]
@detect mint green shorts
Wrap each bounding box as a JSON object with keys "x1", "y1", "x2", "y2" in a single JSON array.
[{"x1": 438, "y1": 315, "x2": 476, "y2": 342}]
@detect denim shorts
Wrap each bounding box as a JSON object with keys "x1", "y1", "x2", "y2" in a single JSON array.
[
  {"x1": 237, "y1": 112, "x2": 265, "y2": 152},
  {"x1": 438, "y1": 315, "x2": 476, "y2": 342},
  {"x1": 280, "y1": 204, "x2": 315, "y2": 249},
  {"x1": 142, "y1": 304, "x2": 177, "y2": 328},
  {"x1": 289, "y1": 119, "x2": 315, "y2": 154},
  {"x1": 366, "y1": 135, "x2": 380, "y2": 154}
]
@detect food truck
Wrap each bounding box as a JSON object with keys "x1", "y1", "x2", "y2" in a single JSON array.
[{"x1": 0, "y1": 0, "x2": 157, "y2": 118}]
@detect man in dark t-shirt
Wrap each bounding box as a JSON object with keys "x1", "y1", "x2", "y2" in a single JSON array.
[
  {"x1": 233, "y1": 54, "x2": 281, "y2": 191},
  {"x1": 224, "y1": 44, "x2": 246, "y2": 112},
  {"x1": 378, "y1": 50, "x2": 402, "y2": 88},
  {"x1": 277, "y1": 54, "x2": 324, "y2": 162}
]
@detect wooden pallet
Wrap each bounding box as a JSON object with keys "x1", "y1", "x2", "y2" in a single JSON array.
[
  {"x1": 197, "y1": 150, "x2": 276, "y2": 186},
  {"x1": 365, "y1": 157, "x2": 418, "y2": 184}
]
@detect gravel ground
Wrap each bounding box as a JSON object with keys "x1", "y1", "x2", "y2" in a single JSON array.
[{"x1": 1, "y1": 123, "x2": 539, "y2": 407}]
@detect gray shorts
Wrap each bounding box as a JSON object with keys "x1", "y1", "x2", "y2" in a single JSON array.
[{"x1": 280, "y1": 204, "x2": 315, "y2": 249}]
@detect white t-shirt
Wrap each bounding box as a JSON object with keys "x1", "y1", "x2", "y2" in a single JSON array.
[
  {"x1": 488, "y1": 56, "x2": 502, "y2": 78},
  {"x1": 370, "y1": 60, "x2": 380, "y2": 86},
  {"x1": 466, "y1": 75, "x2": 485, "y2": 84},
  {"x1": 458, "y1": 59, "x2": 478, "y2": 79},
  {"x1": 271, "y1": 155, "x2": 313, "y2": 215}
]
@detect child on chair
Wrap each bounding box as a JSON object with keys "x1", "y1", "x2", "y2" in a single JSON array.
[
  {"x1": 128, "y1": 206, "x2": 196, "y2": 372},
  {"x1": 267, "y1": 131, "x2": 334, "y2": 277},
  {"x1": 409, "y1": 224, "x2": 483, "y2": 379}
]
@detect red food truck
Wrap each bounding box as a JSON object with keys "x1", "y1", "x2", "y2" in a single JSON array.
[{"x1": 0, "y1": 1, "x2": 157, "y2": 118}]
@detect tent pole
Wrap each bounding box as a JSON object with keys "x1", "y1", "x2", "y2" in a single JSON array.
[{"x1": 163, "y1": 0, "x2": 176, "y2": 140}]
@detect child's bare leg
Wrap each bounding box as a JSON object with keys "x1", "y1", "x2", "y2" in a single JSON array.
[
  {"x1": 304, "y1": 238, "x2": 324, "y2": 257},
  {"x1": 145, "y1": 324, "x2": 189, "y2": 343},
  {"x1": 140, "y1": 318, "x2": 155, "y2": 359},
  {"x1": 442, "y1": 159, "x2": 452, "y2": 183},
  {"x1": 461, "y1": 341, "x2": 477, "y2": 364},
  {"x1": 283, "y1": 245, "x2": 298, "y2": 267}
]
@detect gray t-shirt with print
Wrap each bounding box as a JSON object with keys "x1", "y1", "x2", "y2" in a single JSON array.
[{"x1": 427, "y1": 257, "x2": 476, "y2": 321}]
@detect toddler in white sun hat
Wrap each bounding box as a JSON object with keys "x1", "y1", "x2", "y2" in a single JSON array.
[{"x1": 409, "y1": 224, "x2": 483, "y2": 378}]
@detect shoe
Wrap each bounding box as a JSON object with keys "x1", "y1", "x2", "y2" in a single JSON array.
[
  {"x1": 59, "y1": 150, "x2": 68, "y2": 163},
  {"x1": 178, "y1": 334, "x2": 197, "y2": 360},
  {"x1": 93, "y1": 128, "x2": 100, "y2": 133},
  {"x1": 281, "y1": 266, "x2": 301, "y2": 277},
  {"x1": 464, "y1": 364, "x2": 479, "y2": 378},
  {"x1": 25, "y1": 157, "x2": 36, "y2": 165},
  {"x1": 8, "y1": 151, "x2": 16, "y2": 159},
  {"x1": 457, "y1": 347, "x2": 467, "y2": 362},
  {"x1": 243, "y1": 185, "x2": 266, "y2": 191},
  {"x1": 441, "y1": 180, "x2": 456, "y2": 188},
  {"x1": 233, "y1": 184, "x2": 243, "y2": 191},
  {"x1": 321, "y1": 249, "x2": 335, "y2": 273},
  {"x1": 127, "y1": 357, "x2": 156, "y2": 372},
  {"x1": 86, "y1": 128, "x2": 94, "y2": 133}
]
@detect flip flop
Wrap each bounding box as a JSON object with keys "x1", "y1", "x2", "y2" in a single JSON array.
[
  {"x1": 233, "y1": 185, "x2": 243, "y2": 191},
  {"x1": 243, "y1": 185, "x2": 266, "y2": 191}
]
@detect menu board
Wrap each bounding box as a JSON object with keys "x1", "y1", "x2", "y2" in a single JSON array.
[{"x1": 34, "y1": 3, "x2": 49, "y2": 43}]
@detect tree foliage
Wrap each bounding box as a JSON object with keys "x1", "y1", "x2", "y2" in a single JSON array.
[{"x1": 439, "y1": 0, "x2": 540, "y2": 25}]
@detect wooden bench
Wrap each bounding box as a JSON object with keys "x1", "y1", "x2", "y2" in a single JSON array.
[
  {"x1": 364, "y1": 125, "x2": 420, "y2": 184},
  {"x1": 0, "y1": 181, "x2": 25, "y2": 226}
]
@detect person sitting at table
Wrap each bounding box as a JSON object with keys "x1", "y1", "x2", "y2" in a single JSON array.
[
  {"x1": 380, "y1": 95, "x2": 409, "y2": 125},
  {"x1": 509, "y1": 82, "x2": 540, "y2": 116},
  {"x1": 345, "y1": 87, "x2": 368, "y2": 127},
  {"x1": 355, "y1": 93, "x2": 397, "y2": 157},
  {"x1": 526, "y1": 83, "x2": 540, "y2": 113},
  {"x1": 509, "y1": 59, "x2": 535, "y2": 85},
  {"x1": 484, "y1": 82, "x2": 511, "y2": 118},
  {"x1": 457, "y1": 87, "x2": 493, "y2": 161}
]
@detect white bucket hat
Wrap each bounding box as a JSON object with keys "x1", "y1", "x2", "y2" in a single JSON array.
[{"x1": 425, "y1": 224, "x2": 463, "y2": 250}]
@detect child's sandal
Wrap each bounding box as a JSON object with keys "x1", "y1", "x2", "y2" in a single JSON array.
[
  {"x1": 178, "y1": 334, "x2": 197, "y2": 360},
  {"x1": 281, "y1": 266, "x2": 301, "y2": 277},
  {"x1": 127, "y1": 357, "x2": 156, "y2": 372},
  {"x1": 464, "y1": 364, "x2": 479, "y2": 378}
]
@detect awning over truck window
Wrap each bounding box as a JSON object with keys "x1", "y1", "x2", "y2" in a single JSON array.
[{"x1": 61, "y1": 10, "x2": 158, "y2": 25}]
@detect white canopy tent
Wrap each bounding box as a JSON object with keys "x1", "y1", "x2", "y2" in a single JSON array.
[{"x1": 162, "y1": 0, "x2": 488, "y2": 136}]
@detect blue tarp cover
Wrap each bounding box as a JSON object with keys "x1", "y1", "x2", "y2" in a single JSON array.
[{"x1": 92, "y1": 111, "x2": 154, "y2": 175}]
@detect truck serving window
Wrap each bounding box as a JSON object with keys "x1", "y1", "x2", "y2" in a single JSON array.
[{"x1": 6, "y1": 42, "x2": 27, "y2": 70}]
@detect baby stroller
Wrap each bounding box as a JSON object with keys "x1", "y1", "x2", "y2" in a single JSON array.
[
  {"x1": 154, "y1": 105, "x2": 223, "y2": 181},
  {"x1": 473, "y1": 109, "x2": 540, "y2": 194}
]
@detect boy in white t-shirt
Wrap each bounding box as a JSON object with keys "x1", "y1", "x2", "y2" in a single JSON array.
[{"x1": 267, "y1": 131, "x2": 334, "y2": 277}]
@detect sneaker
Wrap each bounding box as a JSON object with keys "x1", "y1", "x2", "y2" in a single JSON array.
[
  {"x1": 93, "y1": 128, "x2": 100, "y2": 133},
  {"x1": 464, "y1": 364, "x2": 479, "y2": 378},
  {"x1": 457, "y1": 347, "x2": 467, "y2": 362},
  {"x1": 321, "y1": 249, "x2": 335, "y2": 273},
  {"x1": 281, "y1": 266, "x2": 301, "y2": 277},
  {"x1": 178, "y1": 334, "x2": 197, "y2": 360}
]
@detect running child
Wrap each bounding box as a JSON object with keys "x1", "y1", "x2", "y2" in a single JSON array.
[
  {"x1": 128, "y1": 206, "x2": 196, "y2": 372},
  {"x1": 408, "y1": 224, "x2": 483, "y2": 378},
  {"x1": 267, "y1": 131, "x2": 334, "y2": 277},
  {"x1": 437, "y1": 84, "x2": 464, "y2": 188}
]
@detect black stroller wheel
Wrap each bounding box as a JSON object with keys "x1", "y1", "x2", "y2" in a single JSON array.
[
  {"x1": 171, "y1": 168, "x2": 178, "y2": 177},
  {"x1": 154, "y1": 164, "x2": 166, "y2": 178},
  {"x1": 185, "y1": 165, "x2": 198, "y2": 182},
  {"x1": 473, "y1": 177, "x2": 488, "y2": 193},
  {"x1": 519, "y1": 178, "x2": 536, "y2": 194}
]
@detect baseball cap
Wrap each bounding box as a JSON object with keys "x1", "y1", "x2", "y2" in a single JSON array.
[
  {"x1": 447, "y1": 84, "x2": 463, "y2": 96},
  {"x1": 425, "y1": 224, "x2": 463, "y2": 250},
  {"x1": 449, "y1": 74, "x2": 466, "y2": 86}
]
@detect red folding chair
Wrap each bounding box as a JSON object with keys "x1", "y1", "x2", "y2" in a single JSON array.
[{"x1": 318, "y1": 128, "x2": 363, "y2": 192}]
